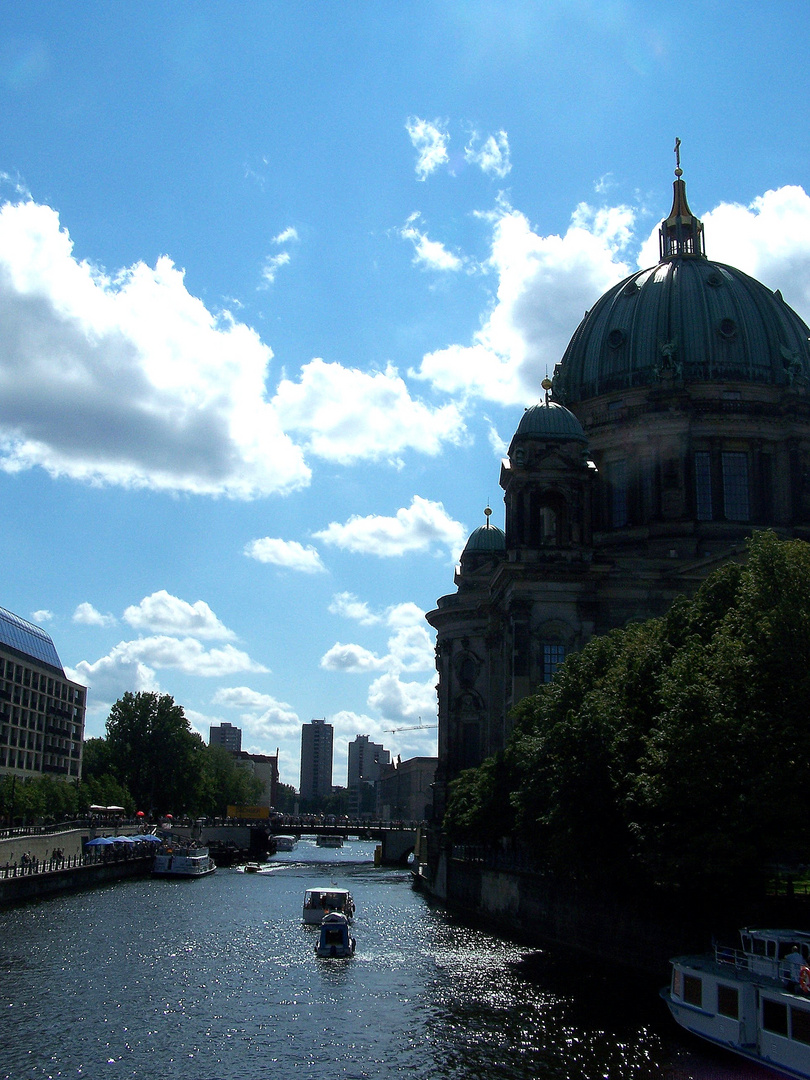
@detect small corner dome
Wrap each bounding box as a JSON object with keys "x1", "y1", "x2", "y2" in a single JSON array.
[
  {"x1": 512, "y1": 400, "x2": 587, "y2": 445},
  {"x1": 462, "y1": 523, "x2": 506, "y2": 557}
]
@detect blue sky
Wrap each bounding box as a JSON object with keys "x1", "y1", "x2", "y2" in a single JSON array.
[{"x1": 3, "y1": 1, "x2": 810, "y2": 788}]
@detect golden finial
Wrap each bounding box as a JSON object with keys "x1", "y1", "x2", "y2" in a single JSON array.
[
  {"x1": 484, "y1": 505, "x2": 492, "y2": 529},
  {"x1": 674, "y1": 137, "x2": 682, "y2": 178},
  {"x1": 541, "y1": 376, "x2": 552, "y2": 405}
]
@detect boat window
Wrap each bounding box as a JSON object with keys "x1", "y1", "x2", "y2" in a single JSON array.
[
  {"x1": 763, "y1": 999, "x2": 789, "y2": 1037},
  {"x1": 767, "y1": 940, "x2": 777, "y2": 959},
  {"x1": 671, "y1": 969, "x2": 681, "y2": 998},
  {"x1": 752, "y1": 937, "x2": 767, "y2": 957},
  {"x1": 792, "y1": 1008, "x2": 810, "y2": 1044},
  {"x1": 683, "y1": 974, "x2": 702, "y2": 1008},
  {"x1": 717, "y1": 984, "x2": 738, "y2": 1019}
]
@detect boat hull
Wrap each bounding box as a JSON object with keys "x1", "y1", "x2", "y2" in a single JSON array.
[{"x1": 664, "y1": 931, "x2": 810, "y2": 1080}]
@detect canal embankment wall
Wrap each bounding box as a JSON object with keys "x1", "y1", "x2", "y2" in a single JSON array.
[
  {"x1": 425, "y1": 851, "x2": 809, "y2": 979},
  {"x1": 0, "y1": 827, "x2": 154, "y2": 907}
]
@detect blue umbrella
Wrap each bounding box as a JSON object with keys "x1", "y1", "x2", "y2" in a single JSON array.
[
  {"x1": 139, "y1": 834, "x2": 163, "y2": 843},
  {"x1": 110, "y1": 836, "x2": 136, "y2": 844},
  {"x1": 85, "y1": 836, "x2": 116, "y2": 847}
]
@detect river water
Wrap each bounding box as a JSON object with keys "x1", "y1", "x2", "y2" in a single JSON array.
[{"x1": 0, "y1": 839, "x2": 769, "y2": 1080}]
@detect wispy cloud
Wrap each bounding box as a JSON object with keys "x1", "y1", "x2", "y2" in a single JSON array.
[
  {"x1": 406, "y1": 116, "x2": 450, "y2": 180},
  {"x1": 400, "y1": 212, "x2": 463, "y2": 272},
  {"x1": 464, "y1": 130, "x2": 511, "y2": 178}
]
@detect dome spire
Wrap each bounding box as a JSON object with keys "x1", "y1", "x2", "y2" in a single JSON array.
[{"x1": 659, "y1": 138, "x2": 705, "y2": 260}]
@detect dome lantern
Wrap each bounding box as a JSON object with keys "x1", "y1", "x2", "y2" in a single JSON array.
[{"x1": 659, "y1": 138, "x2": 705, "y2": 260}]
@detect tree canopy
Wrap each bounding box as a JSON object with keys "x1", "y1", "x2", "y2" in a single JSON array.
[{"x1": 444, "y1": 532, "x2": 810, "y2": 899}]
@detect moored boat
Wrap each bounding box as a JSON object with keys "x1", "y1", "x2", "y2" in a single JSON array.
[
  {"x1": 662, "y1": 928, "x2": 810, "y2": 1078},
  {"x1": 302, "y1": 886, "x2": 355, "y2": 925},
  {"x1": 152, "y1": 840, "x2": 216, "y2": 879},
  {"x1": 274, "y1": 835, "x2": 297, "y2": 852},
  {"x1": 315, "y1": 911, "x2": 356, "y2": 958},
  {"x1": 316, "y1": 834, "x2": 343, "y2": 848}
]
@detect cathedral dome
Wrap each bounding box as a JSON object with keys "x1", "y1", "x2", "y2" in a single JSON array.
[
  {"x1": 553, "y1": 172, "x2": 810, "y2": 406},
  {"x1": 513, "y1": 398, "x2": 587, "y2": 443}
]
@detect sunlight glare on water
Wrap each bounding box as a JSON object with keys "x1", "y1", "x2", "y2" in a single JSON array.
[{"x1": 0, "y1": 838, "x2": 760, "y2": 1080}]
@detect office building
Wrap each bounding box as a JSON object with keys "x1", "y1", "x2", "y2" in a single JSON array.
[
  {"x1": 299, "y1": 717, "x2": 333, "y2": 803},
  {"x1": 0, "y1": 606, "x2": 86, "y2": 781}
]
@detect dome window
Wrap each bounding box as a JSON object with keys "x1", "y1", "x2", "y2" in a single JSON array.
[
  {"x1": 718, "y1": 318, "x2": 738, "y2": 341},
  {"x1": 607, "y1": 329, "x2": 626, "y2": 349}
]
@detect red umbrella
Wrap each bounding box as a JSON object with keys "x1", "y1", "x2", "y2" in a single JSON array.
[
  {"x1": 165, "y1": 814, "x2": 173, "y2": 819},
  {"x1": 136, "y1": 811, "x2": 145, "y2": 817}
]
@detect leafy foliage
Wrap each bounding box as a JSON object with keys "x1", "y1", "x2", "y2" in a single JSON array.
[{"x1": 444, "y1": 532, "x2": 810, "y2": 898}]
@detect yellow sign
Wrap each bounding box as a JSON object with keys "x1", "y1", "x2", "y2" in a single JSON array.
[{"x1": 226, "y1": 805, "x2": 270, "y2": 820}]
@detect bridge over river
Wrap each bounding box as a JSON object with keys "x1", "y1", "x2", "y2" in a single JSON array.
[{"x1": 181, "y1": 819, "x2": 422, "y2": 867}]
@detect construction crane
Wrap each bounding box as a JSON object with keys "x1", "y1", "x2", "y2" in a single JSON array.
[{"x1": 384, "y1": 723, "x2": 438, "y2": 734}]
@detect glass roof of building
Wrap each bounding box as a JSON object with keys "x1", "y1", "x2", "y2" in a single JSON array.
[{"x1": 0, "y1": 606, "x2": 64, "y2": 672}]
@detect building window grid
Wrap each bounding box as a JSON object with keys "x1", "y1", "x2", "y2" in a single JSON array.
[
  {"x1": 722, "y1": 451, "x2": 750, "y2": 521},
  {"x1": 543, "y1": 644, "x2": 566, "y2": 683}
]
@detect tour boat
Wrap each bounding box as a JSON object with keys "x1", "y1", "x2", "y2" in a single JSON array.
[
  {"x1": 152, "y1": 841, "x2": 216, "y2": 879},
  {"x1": 662, "y1": 928, "x2": 810, "y2": 1078},
  {"x1": 316, "y1": 834, "x2": 343, "y2": 848},
  {"x1": 315, "y1": 910, "x2": 355, "y2": 958},
  {"x1": 274, "y1": 835, "x2": 297, "y2": 852},
  {"x1": 302, "y1": 886, "x2": 355, "y2": 925}
]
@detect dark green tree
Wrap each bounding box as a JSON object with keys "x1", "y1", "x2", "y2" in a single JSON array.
[
  {"x1": 197, "y1": 744, "x2": 262, "y2": 817},
  {"x1": 105, "y1": 692, "x2": 203, "y2": 815},
  {"x1": 444, "y1": 532, "x2": 810, "y2": 899}
]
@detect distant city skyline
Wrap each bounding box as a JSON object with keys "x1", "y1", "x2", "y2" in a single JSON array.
[{"x1": 2, "y1": 4, "x2": 810, "y2": 786}]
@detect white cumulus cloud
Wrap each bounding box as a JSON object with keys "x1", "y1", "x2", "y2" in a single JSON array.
[
  {"x1": 73, "y1": 602, "x2": 116, "y2": 628},
  {"x1": 272, "y1": 358, "x2": 465, "y2": 466},
  {"x1": 211, "y1": 684, "x2": 299, "y2": 742},
  {"x1": 122, "y1": 591, "x2": 235, "y2": 640},
  {"x1": 412, "y1": 198, "x2": 634, "y2": 405},
  {"x1": 0, "y1": 199, "x2": 310, "y2": 497},
  {"x1": 313, "y1": 495, "x2": 467, "y2": 558},
  {"x1": 243, "y1": 537, "x2": 326, "y2": 573}
]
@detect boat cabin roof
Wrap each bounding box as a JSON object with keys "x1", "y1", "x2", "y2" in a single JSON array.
[
  {"x1": 740, "y1": 928, "x2": 810, "y2": 957},
  {"x1": 305, "y1": 887, "x2": 350, "y2": 898}
]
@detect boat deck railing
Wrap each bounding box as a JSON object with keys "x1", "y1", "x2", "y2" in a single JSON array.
[{"x1": 714, "y1": 943, "x2": 791, "y2": 984}]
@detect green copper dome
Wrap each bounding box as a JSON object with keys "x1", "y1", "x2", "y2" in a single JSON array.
[
  {"x1": 462, "y1": 522, "x2": 506, "y2": 555},
  {"x1": 553, "y1": 169, "x2": 810, "y2": 406},
  {"x1": 513, "y1": 399, "x2": 587, "y2": 443}
]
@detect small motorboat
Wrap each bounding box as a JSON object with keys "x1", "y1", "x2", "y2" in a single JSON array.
[
  {"x1": 243, "y1": 862, "x2": 263, "y2": 873},
  {"x1": 315, "y1": 911, "x2": 356, "y2": 958},
  {"x1": 274, "y1": 836, "x2": 297, "y2": 852},
  {"x1": 303, "y1": 886, "x2": 355, "y2": 924}
]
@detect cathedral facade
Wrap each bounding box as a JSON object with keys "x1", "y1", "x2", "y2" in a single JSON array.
[{"x1": 426, "y1": 163, "x2": 810, "y2": 818}]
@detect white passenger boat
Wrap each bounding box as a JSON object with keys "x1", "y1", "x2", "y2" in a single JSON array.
[
  {"x1": 316, "y1": 834, "x2": 343, "y2": 848},
  {"x1": 152, "y1": 841, "x2": 216, "y2": 879},
  {"x1": 302, "y1": 886, "x2": 355, "y2": 925},
  {"x1": 274, "y1": 835, "x2": 297, "y2": 852},
  {"x1": 315, "y1": 911, "x2": 356, "y2": 958},
  {"x1": 662, "y1": 927, "x2": 810, "y2": 1078}
]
